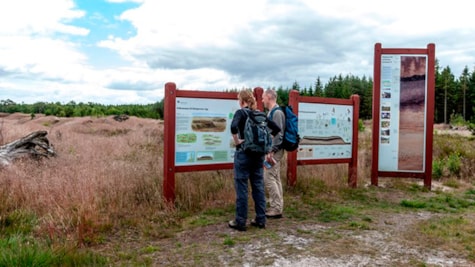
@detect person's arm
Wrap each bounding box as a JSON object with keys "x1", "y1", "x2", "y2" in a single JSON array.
[
  {"x1": 231, "y1": 109, "x2": 245, "y2": 146},
  {"x1": 232, "y1": 133, "x2": 243, "y2": 146},
  {"x1": 270, "y1": 110, "x2": 285, "y2": 152}
]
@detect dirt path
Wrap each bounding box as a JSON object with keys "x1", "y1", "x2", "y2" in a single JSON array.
[{"x1": 99, "y1": 209, "x2": 472, "y2": 267}]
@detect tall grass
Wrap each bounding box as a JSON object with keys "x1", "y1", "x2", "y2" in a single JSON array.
[
  {"x1": 0, "y1": 115, "x2": 166, "y2": 247},
  {"x1": 1, "y1": 115, "x2": 474, "y2": 254}
]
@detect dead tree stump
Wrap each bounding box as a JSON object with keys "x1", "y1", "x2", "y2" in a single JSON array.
[{"x1": 0, "y1": 130, "x2": 56, "y2": 166}]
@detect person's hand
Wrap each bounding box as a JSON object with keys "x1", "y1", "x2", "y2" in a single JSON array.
[
  {"x1": 235, "y1": 139, "x2": 244, "y2": 145},
  {"x1": 266, "y1": 152, "x2": 274, "y2": 162}
]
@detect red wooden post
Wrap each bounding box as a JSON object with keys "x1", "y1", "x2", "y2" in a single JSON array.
[
  {"x1": 424, "y1": 43, "x2": 436, "y2": 190},
  {"x1": 348, "y1": 94, "x2": 360, "y2": 187},
  {"x1": 254, "y1": 87, "x2": 264, "y2": 111},
  {"x1": 371, "y1": 43, "x2": 382, "y2": 187},
  {"x1": 286, "y1": 90, "x2": 300, "y2": 186},
  {"x1": 163, "y1": 82, "x2": 177, "y2": 202}
]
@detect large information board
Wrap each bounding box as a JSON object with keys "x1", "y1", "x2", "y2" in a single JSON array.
[
  {"x1": 164, "y1": 84, "x2": 360, "y2": 202},
  {"x1": 297, "y1": 103, "x2": 353, "y2": 160},
  {"x1": 175, "y1": 97, "x2": 239, "y2": 166},
  {"x1": 378, "y1": 55, "x2": 427, "y2": 172},
  {"x1": 371, "y1": 43, "x2": 435, "y2": 189}
]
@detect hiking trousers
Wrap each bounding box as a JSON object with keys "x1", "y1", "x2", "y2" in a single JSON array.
[
  {"x1": 264, "y1": 149, "x2": 284, "y2": 215},
  {"x1": 233, "y1": 149, "x2": 267, "y2": 226}
]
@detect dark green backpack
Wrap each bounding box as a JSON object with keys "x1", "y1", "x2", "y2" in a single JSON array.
[{"x1": 241, "y1": 109, "x2": 272, "y2": 154}]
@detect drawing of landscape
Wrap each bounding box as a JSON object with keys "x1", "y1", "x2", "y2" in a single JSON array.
[
  {"x1": 202, "y1": 134, "x2": 222, "y2": 146},
  {"x1": 191, "y1": 116, "x2": 226, "y2": 132},
  {"x1": 300, "y1": 135, "x2": 348, "y2": 145},
  {"x1": 176, "y1": 133, "x2": 197, "y2": 143}
]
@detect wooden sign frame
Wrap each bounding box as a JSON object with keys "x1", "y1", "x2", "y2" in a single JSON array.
[{"x1": 371, "y1": 43, "x2": 436, "y2": 189}]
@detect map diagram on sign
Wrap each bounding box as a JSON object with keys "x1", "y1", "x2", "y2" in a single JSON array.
[
  {"x1": 299, "y1": 105, "x2": 352, "y2": 145},
  {"x1": 298, "y1": 102, "x2": 353, "y2": 159}
]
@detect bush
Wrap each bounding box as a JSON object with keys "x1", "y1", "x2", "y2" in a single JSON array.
[
  {"x1": 432, "y1": 159, "x2": 444, "y2": 179},
  {"x1": 447, "y1": 152, "x2": 462, "y2": 176},
  {"x1": 450, "y1": 113, "x2": 466, "y2": 126},
  {"x1": 358, "y1": 119, "x2": 365, "y2": 132}
]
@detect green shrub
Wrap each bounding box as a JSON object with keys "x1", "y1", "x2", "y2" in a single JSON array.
[
  {"x1": 432, "y1": 159, "x2": 444, "y2": 179},
  {"x1": 358, "y1": 119, "x2": 365, "y2": 132},
  {"x1": 447, "y1": 152, "x2": 462, "y2": 176},
  {"x1": 450, "y1": 113, "x2": 466, "y2": 126}
]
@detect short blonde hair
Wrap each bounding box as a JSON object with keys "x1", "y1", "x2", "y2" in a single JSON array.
[{"x1": 238, "y1": 89, "x2": 257, "y2": 110}]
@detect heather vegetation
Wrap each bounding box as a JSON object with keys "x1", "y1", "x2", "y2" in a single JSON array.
[{"x1": 1, "y1": 113, "x2": 475, "y2": 266}]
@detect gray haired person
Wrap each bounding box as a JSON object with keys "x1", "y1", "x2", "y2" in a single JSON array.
[{"x1": 261, "y1": 89, "x2": 285, "y2": 219}]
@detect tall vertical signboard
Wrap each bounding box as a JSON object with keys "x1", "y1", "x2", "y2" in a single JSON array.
[{"x1": 371, "y1": 43, "x2": 435, "y2": 189}]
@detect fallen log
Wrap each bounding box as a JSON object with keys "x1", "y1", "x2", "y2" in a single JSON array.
[{"x1": 0, "y1": 130, "x2": 56, "y2": 166}]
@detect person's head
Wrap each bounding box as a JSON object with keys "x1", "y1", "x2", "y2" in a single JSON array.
[
  {"x1": 262, "y1": 89, "x2": 277, "y2": 110},
  {"x1": 238, "y1": 89, "x2": 257, "y2": 110}
]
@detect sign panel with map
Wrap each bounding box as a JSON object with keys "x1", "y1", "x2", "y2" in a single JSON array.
[
  {"x1": 297, "y1": 102, "x2": 353, "y2": 160},
  {"x1": 175, "y1": 97, "x2": 239, "y2": 166}
]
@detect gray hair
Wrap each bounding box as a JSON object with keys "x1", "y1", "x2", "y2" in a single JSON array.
[{"x1": 264, "y1": 89, "x2": 277, "y2": 101}]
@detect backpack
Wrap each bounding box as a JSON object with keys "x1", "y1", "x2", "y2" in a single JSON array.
[
  {"x1": 241, "y1": 109, "x2": 273, "y2": 154},
  {"x1": 270, "y1": 106, "x2": 300, "y2": 151}
]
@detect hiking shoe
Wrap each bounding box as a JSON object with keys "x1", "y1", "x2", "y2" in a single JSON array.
[
  {"x1": 265, "y1": 213, "x2": 283, "y2": 219},
  {"x1": 228, "y1": 220, "x2": 246, "y2": 231},
  {"x1": 250, "y1": 219, "x2": 265, "y2": 229}
]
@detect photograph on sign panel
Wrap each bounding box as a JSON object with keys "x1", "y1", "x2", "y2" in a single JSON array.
[
  {"x1": 398, "y1": 56, "x2": 426, "y2": 171},
  {"x1": 191, "y1": 116, "x2": 227, "y2": 132}
]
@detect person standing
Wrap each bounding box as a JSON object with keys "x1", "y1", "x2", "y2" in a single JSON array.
[
  {"x1": 262, "y1": 89, "x2": 285, "y2": 219},
  {"x1": 228, "y1": 89, "x2": 280, "y2": 231}
]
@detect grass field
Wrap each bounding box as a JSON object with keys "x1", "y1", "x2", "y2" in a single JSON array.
[{"x1": 1, "y1": 113, "x2": 475, "y2": 266}]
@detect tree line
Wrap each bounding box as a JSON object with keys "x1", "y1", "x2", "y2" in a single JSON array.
[
  {"x1": 0, "y1": 100, "x2": 164, "y2": 120},
  {"x1": 277, "y1": 60, "x2": 475, "y2": 124},
  {"x1": 1, "y1": 60, "x2": 475, "y2": 124}
]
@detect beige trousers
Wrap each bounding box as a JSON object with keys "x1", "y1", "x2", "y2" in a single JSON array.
[{"x1": 264, "y1": 149, "x2": 284, "y2": 214}]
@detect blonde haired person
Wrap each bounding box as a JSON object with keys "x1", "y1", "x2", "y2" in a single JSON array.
[{"x1": 228, "y1": 89, "x2": 280, "y2": 231}]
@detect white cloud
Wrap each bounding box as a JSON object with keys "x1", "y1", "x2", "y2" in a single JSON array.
[
  {"x1": 0, "y1": 36, "x2": 89, "y2": 80},
  {"x1": 2, "y1": 0, "x2": 475, "y2": 105},
  {"x1": 0, "y1": 0, "x2": 87, "y2": 36}
]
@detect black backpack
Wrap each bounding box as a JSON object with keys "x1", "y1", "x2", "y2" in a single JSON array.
[{"x1": 241, "y1": 109, "x2": 273, "y2": 154}]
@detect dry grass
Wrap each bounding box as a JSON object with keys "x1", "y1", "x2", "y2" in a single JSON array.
[
  {"x1": 0, "y1": 114, "x2": 165, "y2": 246},
  {"x1": 0, "y1": 113, "x2": 376, "y2": 247},
  {"x1": 1, "y1": 114, "x2": 475, "y2": 265}
]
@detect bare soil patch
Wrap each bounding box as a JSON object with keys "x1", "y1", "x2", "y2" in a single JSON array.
[{"x1": 97, "y1": 205, "x2": 472, "y2": 266}]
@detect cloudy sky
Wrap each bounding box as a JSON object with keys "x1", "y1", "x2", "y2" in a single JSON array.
[{"x1": 1, "y1": 0, "x2": 474, "y2": 104}]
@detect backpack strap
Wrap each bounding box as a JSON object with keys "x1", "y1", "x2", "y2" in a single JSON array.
[{"x1": 269, "y1": 106, "x2": 282, "y2": 120}]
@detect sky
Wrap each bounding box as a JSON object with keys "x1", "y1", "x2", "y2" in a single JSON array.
[{"x1": 1, "y1": 0, "x2": 474, "y2": 105}]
